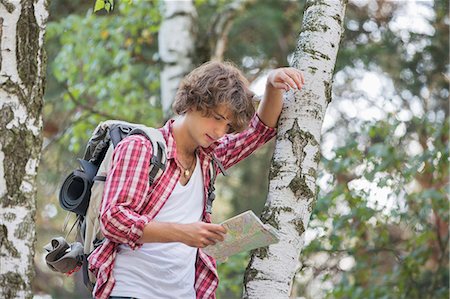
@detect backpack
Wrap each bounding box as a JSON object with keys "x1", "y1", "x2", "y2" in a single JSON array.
[{"x1": 44, "y1": 120, "x2": 220, "y2": 291}]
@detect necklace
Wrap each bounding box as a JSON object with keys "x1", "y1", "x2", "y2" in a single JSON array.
[{"x1": 178, "y1": 156, "x2": 196, "y2": 178}]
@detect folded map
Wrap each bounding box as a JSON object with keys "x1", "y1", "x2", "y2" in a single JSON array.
[{"x1": 203, "y1": 210, "x2": 280, "y2": 262}]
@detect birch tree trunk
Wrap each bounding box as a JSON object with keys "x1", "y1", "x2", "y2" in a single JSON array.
[
  {"x1": 243, "y1": 1, "x2": 347, "y2": 298},
  {"x1": 158, "y1": 0, "x2": 196, "y2": 118},
  {"x1": 0, "y1": 1, "x2": 48, "y2": 298}
]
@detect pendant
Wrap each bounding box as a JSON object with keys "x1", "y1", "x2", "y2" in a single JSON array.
[{"x1": 184, "y1": 169, "x2": 190, "y2": 177}]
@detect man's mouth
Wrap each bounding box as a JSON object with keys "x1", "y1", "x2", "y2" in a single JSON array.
[{"x1": 206, "y1": 134, "x2": 215, "y2": 142}]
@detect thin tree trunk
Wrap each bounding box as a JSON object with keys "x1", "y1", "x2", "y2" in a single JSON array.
[
  {"x1": 0, "y1": 0, "x2": 48, "y2": 298},
  {"x1": 158, "y1": 0, "x2": 196, "y2": 119},
  {"x1": 208, "y1": 0, "x2": 254, "y2": 61},
  {"x1": 243, "y1": 1, "x2": 347, "y2": 298}
]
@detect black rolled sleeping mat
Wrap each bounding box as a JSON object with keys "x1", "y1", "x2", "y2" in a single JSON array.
[{"x1": 59, "y1": 159, "x2": 99, "y2": 216}]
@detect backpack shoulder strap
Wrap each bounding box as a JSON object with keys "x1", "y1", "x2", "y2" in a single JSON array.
[
  {"x1": 128, "y1": 127, "x2": 167, "y2": 185},
  {"x1": 206, "y1": 156, "x2": 227, "y2": 214}
]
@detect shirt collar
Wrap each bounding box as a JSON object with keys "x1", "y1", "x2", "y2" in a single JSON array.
[{"x1": 160, "y1": 119, "x2": 177, "y2": 160}]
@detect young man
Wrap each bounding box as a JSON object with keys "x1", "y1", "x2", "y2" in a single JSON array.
[{"x1": 88, "y1": 61, "x2": 304, "y2": 299}]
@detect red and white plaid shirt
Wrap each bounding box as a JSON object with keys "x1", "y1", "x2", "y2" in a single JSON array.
[{"x1": 88, "y1": 113, "x2": 276, "y2": 299}]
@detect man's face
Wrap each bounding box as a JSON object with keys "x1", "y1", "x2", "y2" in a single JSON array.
[{"x1": 186, "y1": 104, "x2": 234, "y2": 148}]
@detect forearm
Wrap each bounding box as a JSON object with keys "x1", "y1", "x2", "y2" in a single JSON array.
[
  {"x1": 138, "y1": 221, "x2": 185, "y2": 243},
  {"x1": 138, "y1": 221, "x2": 227, "y2": 248},
  {"x1": 258, "y1": 67, "x2": 304, "y2": 128},
  {"x1": 257, "y1": 83, "x2": 284, "y2": 128}
]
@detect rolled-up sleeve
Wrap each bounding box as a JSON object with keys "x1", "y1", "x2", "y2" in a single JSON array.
[
  {"x1": 214, "y1": 113, "x2": 276, "y2": 170},
  {"x1": 99, "y1": 135, "x2": 152, "y2": 249}
]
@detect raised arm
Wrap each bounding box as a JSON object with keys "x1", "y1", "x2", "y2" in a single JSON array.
[
  {"x1": 257, "y1": 67, "x2": 305, "y2": 128},
  {"x1": 213, "y1": 67, "x2": 305, "y2": 170}
]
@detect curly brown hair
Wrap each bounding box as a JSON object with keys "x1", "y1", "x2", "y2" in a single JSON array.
[{"x1": 172, "y1": 60, "x2": 255, "y2": 133}]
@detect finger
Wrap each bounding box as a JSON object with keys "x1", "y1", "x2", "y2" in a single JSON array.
[
  {"x1": 287, "y1": 68, "x2": 304, "y2": 89},
  {"x1": 221, "y1": 225, "x2": 228, "y2": 234},
  {"x1": 208, "y1": 224, "x2": 227, "y2": 234},
  {"x1": 205, "y1": 238, "x2": 216, "y2": 246},
  {"x1": 296, "y1": 72, "x2": 304, "y2": 89},
  {"x1": 203, "y1": 238, "x2": 216, "y2": 246},
  {"x1": 288, "y1": 71, "x2": 303, "y2": 90},
  {"x1": 271, "y1": 82, "x2": 289, "y2": 91},
  {"x1": 280, "y1": 72, "x2": 297, "y2": 90},
  {"x1": 207, "y1": 230, "x2": 226, "y2": 242}
]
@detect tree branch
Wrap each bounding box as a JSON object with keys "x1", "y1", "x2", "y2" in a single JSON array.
[
  {"x1": 64, "y1": 84, "x2": 126, "y2": 120},
  {"x1": 208, "y1": 0, "x2": 256, "y2": 61},
  {"x1": 42, "y1": 113, "x2": 90, "y2": 153}
]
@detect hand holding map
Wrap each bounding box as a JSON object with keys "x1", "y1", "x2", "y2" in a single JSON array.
[{"x1": 202, "y1": 210, "x2": 280, "y2": 262}]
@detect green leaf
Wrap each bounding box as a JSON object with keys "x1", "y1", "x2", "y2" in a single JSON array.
[{"x1": 94, "y1": 0, "x2": 105, "y2": 12}]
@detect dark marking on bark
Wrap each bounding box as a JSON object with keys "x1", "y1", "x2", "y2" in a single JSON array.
[
  {"x1": 286, "y1": 119, "x2": 319, "y2": 164},
  {"x1": 3, "y1": 212, "x2": 16, "y2": 221},
  {"x1": 309, "y1": 66, "x2": 318, "y2": 74},
  {"x1": 0, "y1": 79, "x2": 42, "y2": 208},
  {"x1": 332, "y1": 13, "x2": 342, "y2": 26},
  {"x1": 289, "y1": 217, "x2": 305, "y2": 236},
  {"x1": 16, "y1": 0, "x2": 39, "y2": 92},
  {"x1": 14, "y1": 212, "x2": 33, "y2": 240},
  {"x1": 314, "y1": 151, "x2": 321, "y2": 164},
  {"x1": 254, "y1": 246, "x2": 269, "y2": 260},
  {"x1": 0, "y1": 118, "x2": 34, "y2": 208},
  {"x1": 285, "y1": 121, "x2": 318, "y2": 200},
  {"x1": 0, "y1": 224, "x2": 20, "y2": 258},
  {"x1": 302, "y1": 17, "x2": 330, "y2": 33},
  {"x1": 308, "y1": 167, "x2": 316, "y2": 179},
  {"x1": 304, "y1": 0, "x2": 331, "y2": 13},
  {"x1": 0, "y1": 17, "x2": 3, "y2": 68},
  {"x1": 269, "y1": 159, "x2": 282, "y2": 181},
  {"x1": 302, "y1": 47, "x2": 330, "y2": 61},
  {"x1": 0, "y1": 0, "x2": 15, "y2": 13},
  {"x1": 261, "y1": 206, "x2": 281, "y2": 230},
  {"x1": 0, "y1": 272, "x2": 26, "y2": 299},
  {"x1": 288, "y1": 172, "x2": 314, "y2": 199},
  {"x1": 309, "y1": 186, "x2": 319, "y2": 212},
  {"x1": 286, "y1": 119, "x2": 307, "y2": 163},
  {"x1": 243, "y1": 256, "x2": 259, "y2": 292},
  {"x1": 0, "y1": 103, "x2": 14, "y2": 125},
  {"x1": 324, "y1": 80, "x2": 332, "y2": 104},
  {"x1": 306, "y1": 107, "x2": 321, "y2": 119},
  {"x1": 260, "y1": 206, "x2": 295, "y2": 231},
  {"x1": 243, "y1": 268, "x2": 259, "y2": 288}
]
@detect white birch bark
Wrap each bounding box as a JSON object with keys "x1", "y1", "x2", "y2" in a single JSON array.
[
  {"x1": 0, "y1": 0, "x2": 48, "y2": 298},
  {"x1": 243, "y1": 1, "x2": 347, "y2": 298},
  {"x1": 158, "y1": 0, "x2": 196, "y2": 118}
]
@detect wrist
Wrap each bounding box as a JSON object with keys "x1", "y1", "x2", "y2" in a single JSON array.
[
  {"x1": 265, "y1": 80, "x2": 283, "y2": 95},
  {"x1": 171, "y1": 222, "x2": 187, "y2": 243}
]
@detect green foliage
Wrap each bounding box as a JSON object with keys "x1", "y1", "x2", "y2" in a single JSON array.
[
  {"x1": 297, "y1": 1, "x2": 449, "y2": 298},
  {"x1": 304, "y1": 114, "x2": 448, "y2": 297},
  {"x1": 38, "y1": 0, "x2": 302, "y2": 296},
  {"x1": 36, "y1": 0, "x2": 449, "y2": 298},
  {"x1": 216, "y1": 252, "x2": 250, "y2": 299},
  {"x1": 45, "y1": 0, "x2": 163, "y2": 152},
  {"x1": 225, "y1": 0, "x2": 303, "y2": 71},
  {"x1": 303, "y1": 115, "x2": 448, "y2": 299},
  {"x1": 94, "y1": 0, "x2": 114, "y2": 12}
]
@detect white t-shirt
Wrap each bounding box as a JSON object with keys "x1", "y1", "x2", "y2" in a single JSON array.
[{"x1": 111, "y1": 158, "x2": 204, "y2": 299}]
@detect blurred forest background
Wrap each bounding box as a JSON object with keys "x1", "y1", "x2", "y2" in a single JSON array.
[{"x1": 33, "y1": 0, "x2": 448, "y2": 298}]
